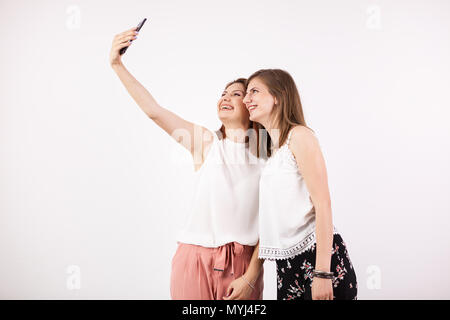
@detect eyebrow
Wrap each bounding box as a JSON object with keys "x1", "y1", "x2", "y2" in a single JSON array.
[
  {"x1": 223, "y1": 89, "x2": 245, "y2": 93},
  {"x1": 246, "y1": 87, "x2": 259, "y2": 93}
]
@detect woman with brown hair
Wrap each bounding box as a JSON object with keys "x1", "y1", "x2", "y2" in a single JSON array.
[
  {"x1": 109, "y1": 27, "x2": 265, "y2": 300},
  {"x1": 243, "y1": 69, "x2": 357, "y2": 300}
]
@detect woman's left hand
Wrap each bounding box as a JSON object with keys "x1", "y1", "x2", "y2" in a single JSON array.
[
  {"x1": 223, "y1": 276, "x2": 254, "y2": 300},
  {"x1": 311, "y1": 277, "x2": 334, "y2": 300}
]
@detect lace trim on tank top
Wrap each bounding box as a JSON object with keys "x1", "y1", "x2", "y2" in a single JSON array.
[
  {"x1": 268, "y1": 127, "x2": 318, "y2": 169},
  {"x1": 260, "y1": 127, "x2": 329, "y2": 260},
  {"x1": 259, "y1": 226, "x2": 340, "y2": 260}
]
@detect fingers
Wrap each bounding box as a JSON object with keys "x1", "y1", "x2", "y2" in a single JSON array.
[
  {"x1": 118, "y1": 26, "x2": 138, "y2": 37},
  {"x1": 113, "y1": 41, "x2": 131, "y2": 52},
  {"x1": 312, "y1": 292, "x2": 328, "y2": 300},
  {"x1": 113, "y1": 29, "x2": 139, "y2": 45},
  {"x1": 117, "y1": 35, "x2": 137, "y2": 46},
  {"x1": 313, "y1": 294, "x2": 333, "y2": 300},
  {"x1": 111, "y1": 33, "x2": 137, "y2": 54},
  {"x1": 223, "y1": 286, "x2": 233, "y2": 300},
  {"x1": 115, "y1": 33, "x2": 138, "y2": 45},
  {"x1": 225, "y1": 292, "x2": 237, "y2": 300},
  {"x1": 118, "y1": 31, "x2": 139, "y2": 42},
  {"x1": 225, "y1": 288, "x2": 244, "y2": 300}
]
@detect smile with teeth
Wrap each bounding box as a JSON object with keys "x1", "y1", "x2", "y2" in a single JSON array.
[
  {"x1": 248, "y1": 105, "x2": 258, "y2": 111},
  {"x1": 221, "y1": 105, "x2": 234, "y2": 110}
]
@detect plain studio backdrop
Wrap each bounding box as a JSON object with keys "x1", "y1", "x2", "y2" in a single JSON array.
[{"x1": 1, "y1": 0, "x2": 449, "y2": 300}]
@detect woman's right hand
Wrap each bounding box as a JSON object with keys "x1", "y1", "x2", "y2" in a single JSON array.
[{"x1": 109, "y1": 27, "x2": 139, "y2": 67}]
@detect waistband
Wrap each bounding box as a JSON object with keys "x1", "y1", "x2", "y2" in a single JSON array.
[{"x1": 177, "y1": 241, "x2": 255, "y2": 276}]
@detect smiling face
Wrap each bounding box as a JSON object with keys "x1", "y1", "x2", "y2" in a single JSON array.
[
  {"x1": 217, "y1": 82, "x2": 250, "y2": 127},
  {"x1": 243, "y1": 77, "x2": 277, "y2": 127}
]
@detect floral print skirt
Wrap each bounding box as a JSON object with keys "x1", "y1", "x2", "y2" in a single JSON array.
[{"x1": 276, "y1": 233, "x2": 357, "y2": 300}]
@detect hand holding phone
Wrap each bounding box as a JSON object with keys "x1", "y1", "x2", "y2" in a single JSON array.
[{"x1": 119, "y1": 18, "x2": 147, "y2": 55}]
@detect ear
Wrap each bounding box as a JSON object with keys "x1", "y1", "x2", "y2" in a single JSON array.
[{"x1": 274, "y1": 97, "x2": 278, "y2": 105}]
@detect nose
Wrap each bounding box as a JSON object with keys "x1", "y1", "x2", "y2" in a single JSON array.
[{"x1": 243, "y1": 93, "x2": 251, "y2": 105}]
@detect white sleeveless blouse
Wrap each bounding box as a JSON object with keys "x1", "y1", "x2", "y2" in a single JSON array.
[
  {"x1": 258, "y1": 128, "x2": 338, "y2": 260},
  {"x1": 177, "y1": 130, "x2": 266, "y2": 248}
]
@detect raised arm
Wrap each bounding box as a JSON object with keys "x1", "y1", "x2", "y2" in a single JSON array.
[{"x1": 109, "y1": 27, "x2": 213, "y2": 167}]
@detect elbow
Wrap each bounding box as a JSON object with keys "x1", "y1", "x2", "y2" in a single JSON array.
[
  {"x1": 146, "y1": 104, "x2": 163, "y2": 120},
  {"x1": 147, "y1": 111, "x2": 159, "y2": 121}
]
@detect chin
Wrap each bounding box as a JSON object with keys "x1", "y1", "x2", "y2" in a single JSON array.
[{"x1": 249, "y1": 113, "x2": 259, "y2": 122}]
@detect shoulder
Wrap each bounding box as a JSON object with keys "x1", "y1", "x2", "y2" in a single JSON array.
[
  {"x1": 288, "y1": 126, "x2": 323, "y2": 174},
  {"x1": 192, "y1": 126, "x2": 215, "y2": 156},
  {"x1": 202, "y1": 127, "x2": 216, "y2": 151},
  {"x1": 202, "y1": 127, "x2": 215, "y2": 142},
  {"x1": 288, "y1": 125, "x2": 321, "y2": 160},
  {"x1": 190, "y1": 125, "x2": 215, "y2": 144},
  {"x1": 192, "y1": 127, "x2": 216, "y2": 171},
  {"x1": 289, "y1": 125, "x2": 317, "y2": 147}
]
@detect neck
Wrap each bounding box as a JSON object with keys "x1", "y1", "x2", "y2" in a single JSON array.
[{"x1": 259, "y1": 118, "x2": 281, "y2": 148}]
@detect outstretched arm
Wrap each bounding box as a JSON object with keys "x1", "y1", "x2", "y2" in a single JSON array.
[{"x1": 109, "y1": 27, "x2": 213, "y2": 165}]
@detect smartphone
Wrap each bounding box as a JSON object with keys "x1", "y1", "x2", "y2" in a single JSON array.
[{"x1": 120, "y1": 18, "x2": 147, "y2": 55}]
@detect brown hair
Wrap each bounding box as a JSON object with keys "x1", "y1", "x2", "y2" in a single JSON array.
[
  {"x1": 246, "y1": 69, "x2": 314, "y2": 155},
  {"x1": 219, "y1": 78, "x2": 248, "y2": 139},
  {"x1": 218, "y1": 78, "x2": 268, "y2": 158}
]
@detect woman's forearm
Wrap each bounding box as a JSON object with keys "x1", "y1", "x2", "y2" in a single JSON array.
[
  {"x1": 111, "y1": 62, "x2": 161, "y2": 119},
  {"x1": 110, "y1": 62, "x2": 210, "y2": 158},
  {"x1": 244, "y1": 241, "x2": 264, "y2": 283},
  {"x1": 314, "y1": 203, "x2": 334, "y2": 272}
]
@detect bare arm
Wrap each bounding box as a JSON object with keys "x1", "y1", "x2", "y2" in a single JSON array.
[
  {"x1": 109, "y1": 27, "x2": 213, "y2": 166},
  {"x1": 290, "y1": 126, "x2": 333, "y2": 271},
  {"x1": 289, "y1": 125, "x2": 334, "y2": 300},
  {"x1": 244, "y1": 241, "x2": 264, "y2": 287},
  {"x1": 223, "y1": 241, "x2": 264, "y2": 300}
]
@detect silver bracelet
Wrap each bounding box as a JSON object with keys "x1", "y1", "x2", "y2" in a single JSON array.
[
  {"x1": 241, "y1": 274, "x2": 255, "y2": 290},
  {"x1": 313, "y1": 270, "x2": 334, "y2": 279}
]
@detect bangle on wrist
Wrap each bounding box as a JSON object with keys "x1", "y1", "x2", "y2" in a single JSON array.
[
  {"x1": 241, "y1": 274, "x2": 255, "y2": 290},
  {"x1": 312, "y1": 270, "x2": 334, "y2": 279}
]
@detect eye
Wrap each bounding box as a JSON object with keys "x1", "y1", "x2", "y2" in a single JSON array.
[
  {"x1": 252, "y1": 89, "x2": 258, "y2": 93},
  {"x1": 233, "y1": 93, "x2": 241, "y2": 96}
]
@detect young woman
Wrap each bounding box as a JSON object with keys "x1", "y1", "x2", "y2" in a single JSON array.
[
  {"x1": 109, "y1": 27, "x2": 265, "y2": 300},
  {"x1": 243, "y1": 69, "x2": 357, "y2": 300}
]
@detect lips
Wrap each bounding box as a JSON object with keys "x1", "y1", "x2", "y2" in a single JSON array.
[
  {"x1": 247, "y1": 105, "x2": 258, "y2": 112},
  {"x1": 220, "y1": 104, "x2": 234, "y2": 110}
]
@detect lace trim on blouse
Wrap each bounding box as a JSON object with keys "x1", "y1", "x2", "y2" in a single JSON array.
[
  {"x1": 259, "y1": 227, "x2": 340, "y2": 260},
  {"x1": 260, "y1": 127, "x2": 329, "y2": 260}
]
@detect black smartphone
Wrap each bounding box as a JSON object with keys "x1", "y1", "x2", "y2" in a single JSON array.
[{"x1": 120, "y1": 18, "x2": 147, "y2": 55}]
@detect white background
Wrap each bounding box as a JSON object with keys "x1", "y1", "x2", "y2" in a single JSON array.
[{"x1": 1, "y1": 0, "x2": 449, "y2": 299}]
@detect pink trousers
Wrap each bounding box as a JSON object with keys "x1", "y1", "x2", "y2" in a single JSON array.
[{"x1": 170, "y1": 241, "x2": 264, "y2": 300}]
